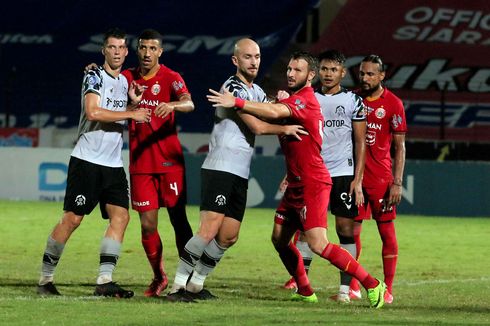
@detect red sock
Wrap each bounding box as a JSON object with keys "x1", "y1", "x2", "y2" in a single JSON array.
[
  {"x1": 278, "y1": 243, "x2": 313, "y2": 296},
  {"x1": 350, "y1": 222, "x2": 363, "y2": 291},
  {"x1": 321, "y1": 243, "x2": 378, "y2": 290},
  {"x1": 377, "y1": 221, "x2": 398, "y2": 294},
  {"x1": 141, "y1": 231, "x2": 164, "y2": 279}
]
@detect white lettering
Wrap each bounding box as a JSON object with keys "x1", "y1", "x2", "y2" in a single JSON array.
[
  {"x1": 169, "y1": 182, "x2": 179, "y2": 196},
  {"x1": 413, "y1": 59, "x2": 469, "y2": 91}
]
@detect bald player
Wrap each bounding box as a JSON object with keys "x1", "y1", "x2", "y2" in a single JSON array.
[{"x1": 165, "y1": 38, "x2": 307, "y2": 302}]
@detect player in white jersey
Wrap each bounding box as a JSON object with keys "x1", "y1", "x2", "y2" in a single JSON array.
[
  {"x1": 37, "y1": 28, "x2": 150, "y2": 297},
  {"x1": 166, "y1": 38, "x2": 307, "y2": 302},
  {"x1": 282, "y1": 50, "x2": 367, "y2": 303}
]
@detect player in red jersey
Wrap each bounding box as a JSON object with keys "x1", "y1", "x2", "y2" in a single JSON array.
[
  {"x1": 349, "y1": 55, "x2": 407, "y2": 304},
  {"x1": 121, "y1": 29, "x2": 194, "y2": 297},
  {"x1": 208, "y1": 51, "x2": 386, "y2": 308}
]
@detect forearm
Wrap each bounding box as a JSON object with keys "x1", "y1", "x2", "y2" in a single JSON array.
[
  {"x1": 392, "y1": 134, "x2": 406, "y2": 185},
  {"x1": 239, "y1": 99, "x2": 288, "y2": 120},
  {"x1": 168, "y1": 99, "x2": 195, "y2": 113},
  {"x1": 86, "y1": 107, "x2": 134, "y2": 123}
]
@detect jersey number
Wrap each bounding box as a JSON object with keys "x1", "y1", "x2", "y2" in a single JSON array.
[{"x1": 169, "y1": 182, "x2": 179, "y2": 196}]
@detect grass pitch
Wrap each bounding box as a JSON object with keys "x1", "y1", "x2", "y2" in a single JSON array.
[{"x1": 0, "y1": 200, "x2": 489, "y2": 325}]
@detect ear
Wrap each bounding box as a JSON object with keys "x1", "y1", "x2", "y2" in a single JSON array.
[
  {"x1": 380, "y1": 71, "x2": 386, "y2": 82},
  {"x1": 341, "y1": 67, "x2": 346, "y2": 79},
  {"x1": 231, "y1": 55, "x2": 238, "y2": 67},
  {"x1": 308, "y1": 70, "x2": 316, "y2": 82}
]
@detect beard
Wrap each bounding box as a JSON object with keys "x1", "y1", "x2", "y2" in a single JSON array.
[{"x1": 288, "y1": 79, "x2": 307, "y2": 92}]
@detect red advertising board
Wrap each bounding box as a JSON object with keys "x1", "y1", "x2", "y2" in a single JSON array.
[{"x1": 311, "y1": 0, "x2": 490, "y2": 142}]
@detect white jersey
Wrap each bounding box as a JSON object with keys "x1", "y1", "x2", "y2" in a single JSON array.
[
  {"x1": 316, "y1": 87, "x2": 366, "y2": 177},
  {"x1": 202, "y1": 75, "x2": 267, "y2": 179},
  {"x1": 71, "y1": 66, "x2": 128, "y2": 167}
]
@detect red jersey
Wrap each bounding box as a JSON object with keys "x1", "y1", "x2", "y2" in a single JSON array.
[
  {"x1": 279, "y1": 86, "x2": 331, "y2": 187},
  {"x1": 122, "y1": 64, "x2": 190, "y2": 174},
  {"x1": 362, "y1": 87, "x2": 407, "y2": 187}
]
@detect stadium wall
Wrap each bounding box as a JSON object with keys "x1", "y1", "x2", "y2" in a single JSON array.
[{"x1": 0, "y1": 148, "x2": 488, "y2": 217}]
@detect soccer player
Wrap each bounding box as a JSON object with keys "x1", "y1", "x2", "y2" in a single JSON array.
[
  {"x1": 207, "y1": 51, "x2": 386, "y2": 308},
  {"x1": 282, "y1": 49, "x2": 367, "y2": 303},
  {"x1": 121, "y1": 29, "x2": 195, "y2": 297},
  {"x1": 165, "y1": 38, "x2": 307, "y2": 302},
  {"x1": 37, "y1": 28, "x2": 150, "y2": 297},
  {"x1": 349, "y1": 54, "x2": 407, "y2": 304}
]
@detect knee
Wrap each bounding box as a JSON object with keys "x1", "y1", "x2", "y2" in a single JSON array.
[
  {"x1": 217, "y1": 235, "x2": 238, "y2": 248},
  {"x1": 61, "y1": 212, "x2": 83, "y2": 231},
  {"x1": 112, "y1": 212, "x2": 130, "y2": 228},
  {"x1": 140, "y1": 214, "x2": 157, "y2": 234}
]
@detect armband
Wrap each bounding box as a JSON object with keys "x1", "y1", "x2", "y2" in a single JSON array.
[{"x1": 234, "y1": 98, "x2": 245, "y2": 110}]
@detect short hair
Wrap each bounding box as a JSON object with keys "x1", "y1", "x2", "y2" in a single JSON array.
[
  {"x1": 290, "y1": 51, "x2": 318, "y2": 73},
  {"x1": 362, "y1": 54, "x2": 385, "y2": 72},
  {"x1": 138, "y1": 29, "x2": 163, "y2": 47},
  {"x1": 317, "y1": 49, "x2": 346, "y2": 66},
  {"x1": 103, "y1": 27, "x2": 127, "y2": 46}
]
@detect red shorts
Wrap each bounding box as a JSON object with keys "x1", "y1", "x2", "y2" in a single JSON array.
[
  {"x1": 274, "y1": 182, "x2": 331, "y2": 231},
  {"x1": 355, "y1": 184, "x2": 396, "y2": 222},
  {"x1": 130, "y1": 170, "x2": 186, "y2": 212}
]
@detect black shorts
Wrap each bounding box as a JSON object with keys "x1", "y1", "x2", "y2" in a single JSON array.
[
  {"x1": 200, "y1": 169, "x2": 248, "y2": 222},
  {"x1": 330, "y1": 175, "x2": 359, "y2": 218},
  {"x1": 63, "y1": 156, "x2": 129, "y2": 219}
]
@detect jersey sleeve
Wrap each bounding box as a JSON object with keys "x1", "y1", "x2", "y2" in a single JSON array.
[
  {"x1": 82, "y1": 68, "x2": 103, "y2": 97},
  {"x1": 223, "y1": 78, "x2": 248, "y2": 100},
  {"x1": 170, "y1": 72, "x2": 190, "y2": 99},
  {"x1": 279, "y1": 94, "x2": 307, "y2": 122},
  {"x1": 390, "y1": 97, "x2": 408, "y2": 133},
  {"x1": 352, "y1": 93, "x2": 367, "y2": 121}
]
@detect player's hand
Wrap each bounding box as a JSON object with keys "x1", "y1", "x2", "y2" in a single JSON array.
[
  {"x1": 283, "y1": 125, "x2": 308, "y2": 141},
  {"x1": 207, "y1": 89, "x2": 236, "y2": 108},
  {"x1": 278, "y1": 176, "x2": 288, "y2": 193},
  {"x1": 132, "y1": 108, "x2": 151, "y2": 122},
  {"x1": 128, "y1": 81, "x2": 145, "y2": 104},
  {"x1": 350, "y1": 180, "x2": 364, "y2": 206},
  {"x1": 84, "y1": 62, "x2": 97, "y2": 73},
  {"x1": 387, "y1": 183, "x2": 402, "y2": 208},
  {"x1": 276, "y1": 90, "x2": 290, "y2": 101},
  {"x1": 154, "y1": 102, "x2": 175, "y2": 118}
]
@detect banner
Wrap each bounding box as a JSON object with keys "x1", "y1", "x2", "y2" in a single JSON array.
[
  {"x1": 1, "y1": 148, "x2": 489, "y2": 217},
  {"x1": 0, "y1": 0, "x2": 319, "y2": 133},
  {"x1": 311, "y1": 0, "x2": 490, "y2": 142}
]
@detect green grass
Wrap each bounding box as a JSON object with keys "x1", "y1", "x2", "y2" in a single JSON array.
[{"x1": 0, "y1": 200, "x2": 489, "y2": 325}]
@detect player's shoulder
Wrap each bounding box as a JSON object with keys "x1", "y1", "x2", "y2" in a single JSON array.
[
  {"x1": 223, "y1": 75, "x2": 248, "y2": 97},
  {"x1": 383, "y1": 88, "x2": 404, "y2": 107}
]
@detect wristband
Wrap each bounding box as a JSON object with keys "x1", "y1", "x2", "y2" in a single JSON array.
[{"x1": 234, "y1": 98, "x2": 245, "y2": 109}]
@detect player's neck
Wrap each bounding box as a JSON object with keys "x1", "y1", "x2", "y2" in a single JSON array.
[
  {"x1": 140, "y1": 64, "x2": 160, "y2": 79},
  {"x1": 365, "y1": 85, "x2": 384, "y2": 101},
  {"x1": 103, "y1": 63, "x2": 121, "y2": 78},
  {"x1": 236, "y1": 73, "x2": 254, "y2": 88},
  {"x1": 321, "y1": 84, "x2": 341, "y2": 95}
]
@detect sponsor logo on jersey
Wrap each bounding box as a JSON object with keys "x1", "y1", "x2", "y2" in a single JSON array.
[
  {"x1": 132, "y1": 200, "x2": 150, "y2": 207},
  {"x1": 151, "y1": 83, "x2": 161, "y2": 95},
  {"x1": 335, "y1": 105, "x2": 345, "y2": 116},
  {"x1": 325, "y1": 119, "x2": 345, "y2": 128},
  {"x1": 215, "y1": 194, "x2": 226, "y2": 206},
  {"x1": 375, "y1": 107, "x2": 386, "y2": 119},
  {"x1": 172, "y1": 80, "x2": 184, "y2": 91},
  {"x1": 87, "y1": 75, "x2": 97, "y2": 86},
  {"x1": 75, "y1": 194, "x2": 86, "y2": 206},
  {"x1": 392, "y1": 114, "x2": 403, "y2": 129},
  {"x1": 367, "y1": 122, "x2": 382, "y2": 130},
  {"x1": 366, "y1": 130, "x2": 376, "y2": 145},
  {"x1": 294, "y1": 99, "x2": 305, "y2": 110}
]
